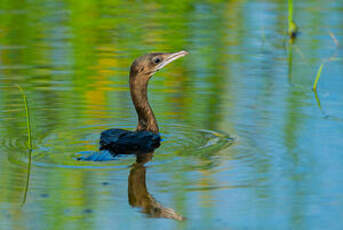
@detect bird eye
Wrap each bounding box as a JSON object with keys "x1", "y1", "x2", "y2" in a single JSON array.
[{"x1": 153, "y1": 57, "x2": 161, "y2": 64}]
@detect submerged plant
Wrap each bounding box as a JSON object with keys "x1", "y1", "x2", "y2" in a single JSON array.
[{"x1": 287, "y1": 44, "x2": 294, "y2": 82}]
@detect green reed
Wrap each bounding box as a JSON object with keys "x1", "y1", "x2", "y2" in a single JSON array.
[
  {"x1": 16, "y1": 85, "x2": 32, "y2": 150},
  {"x1": 288, "y1": 0, "x2": 293, "y2": 27},
  {"x1": 313, "y1": 63, "x2": 324, "y2": 91},
  {"x1": 16, "y1": 84, "x2": 32, "y2": 205},
  {"x1": 312, "y1": 32, "x2": 340, "y2": 91},
  {"x1": 288, "y1": 0, "x2": 298, "y2": 41},
  {"x1": 22, "y1": 147, "x2": 32, "y2": 205}
]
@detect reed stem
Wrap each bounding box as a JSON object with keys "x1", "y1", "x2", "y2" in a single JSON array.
[
  {"x1": 288, "y1": 0, "x2": 293, "y2": 26},
  {"x1": 313, "y1": 63, "x2": 324, "y2": 91},
  {"x1": 16, "y1": 85, "x2": 32, "y2": 151},
  {"x1": 15, "y1": 84, "x2": 33, "y2": 206}
]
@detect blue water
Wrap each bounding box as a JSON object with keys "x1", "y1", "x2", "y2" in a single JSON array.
[{"x1": 0, "y1": 0, "x2": 343, "y2": 229}]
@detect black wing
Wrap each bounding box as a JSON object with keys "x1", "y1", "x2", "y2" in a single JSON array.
[{"x1": 99, "y1": 129, "x2": 161, "y2": 155}]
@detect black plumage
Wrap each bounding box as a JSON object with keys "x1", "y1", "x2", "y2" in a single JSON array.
[{"x1": 99, "y1": 129, "x2": 161, "y2": 155}]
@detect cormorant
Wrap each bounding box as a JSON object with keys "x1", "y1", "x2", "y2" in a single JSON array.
[{"x1": 78, "y1": 51, "x2": 188, "y2": 160}]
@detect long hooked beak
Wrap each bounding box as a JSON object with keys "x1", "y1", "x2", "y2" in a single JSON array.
[{"x1": 155, "y1": 50, "x2": 189, "y2": 71}]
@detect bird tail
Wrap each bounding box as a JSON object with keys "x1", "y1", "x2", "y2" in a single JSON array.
[{"x1": 76, "y1": 150, "x2": 116, "y2": 161}]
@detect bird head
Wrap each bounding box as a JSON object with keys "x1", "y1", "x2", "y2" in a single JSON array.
[{"x1": 130, "y1": 51, "x2": 189, "y2": 80}]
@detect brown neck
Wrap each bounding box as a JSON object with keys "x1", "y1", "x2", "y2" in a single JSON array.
[{"x1": 130, "y1": 73, "x2": 159, "y2": 133}]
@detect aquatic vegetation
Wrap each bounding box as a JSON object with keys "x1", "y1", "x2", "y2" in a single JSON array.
[
  {"x1": 313, "y1": 89, "x2": 325, "y2": 115},
  {"x1": 287, "y1": 44, "x2": 293, "y2": 82},
  {"x1": 312, "y1": 32, "x2": 340, "y2": 115},
  {"x1": 288, "y1": 0, "x2": 293, "y2": 25},
  {"x1": 313, "y1": 63, "x2": 324, "y2": 91},
  {"x1": 15, "y1": 85, "x2": 32, "y2": 205},
  {"x1": 16, "y1": 85, "x2": 32, "y2": 151},
  {"x1": 288, "y1": 21, "x2": 298, "y2": 40},
  {"x1": 288, "y1": 0, "x2": 298, "y2": 42},
  {"x1": 313, "y1": 32, "x2": 339, "y2": 91}
]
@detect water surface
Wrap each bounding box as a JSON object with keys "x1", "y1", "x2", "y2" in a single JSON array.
[{"x1": 1, "y1": 0, "x2": 343, "y2": 229}]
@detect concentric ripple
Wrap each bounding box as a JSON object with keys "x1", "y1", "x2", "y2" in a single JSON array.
[{"x1": 5, "y1": 124, "x2": 234, "y2": 169}]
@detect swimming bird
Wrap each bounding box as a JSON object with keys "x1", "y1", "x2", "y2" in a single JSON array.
[{"x1": 98, "y1": 51, "x2": 188, "y2": 157}]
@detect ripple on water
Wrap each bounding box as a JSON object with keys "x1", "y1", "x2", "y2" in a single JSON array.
[{"x1": 5, "y1": 124, "x2": 233, "y2": 169}]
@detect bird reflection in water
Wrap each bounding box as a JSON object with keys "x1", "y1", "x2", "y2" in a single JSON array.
[{"x1": 129, "y1": 152, "x2": 185, "y2": 221}]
